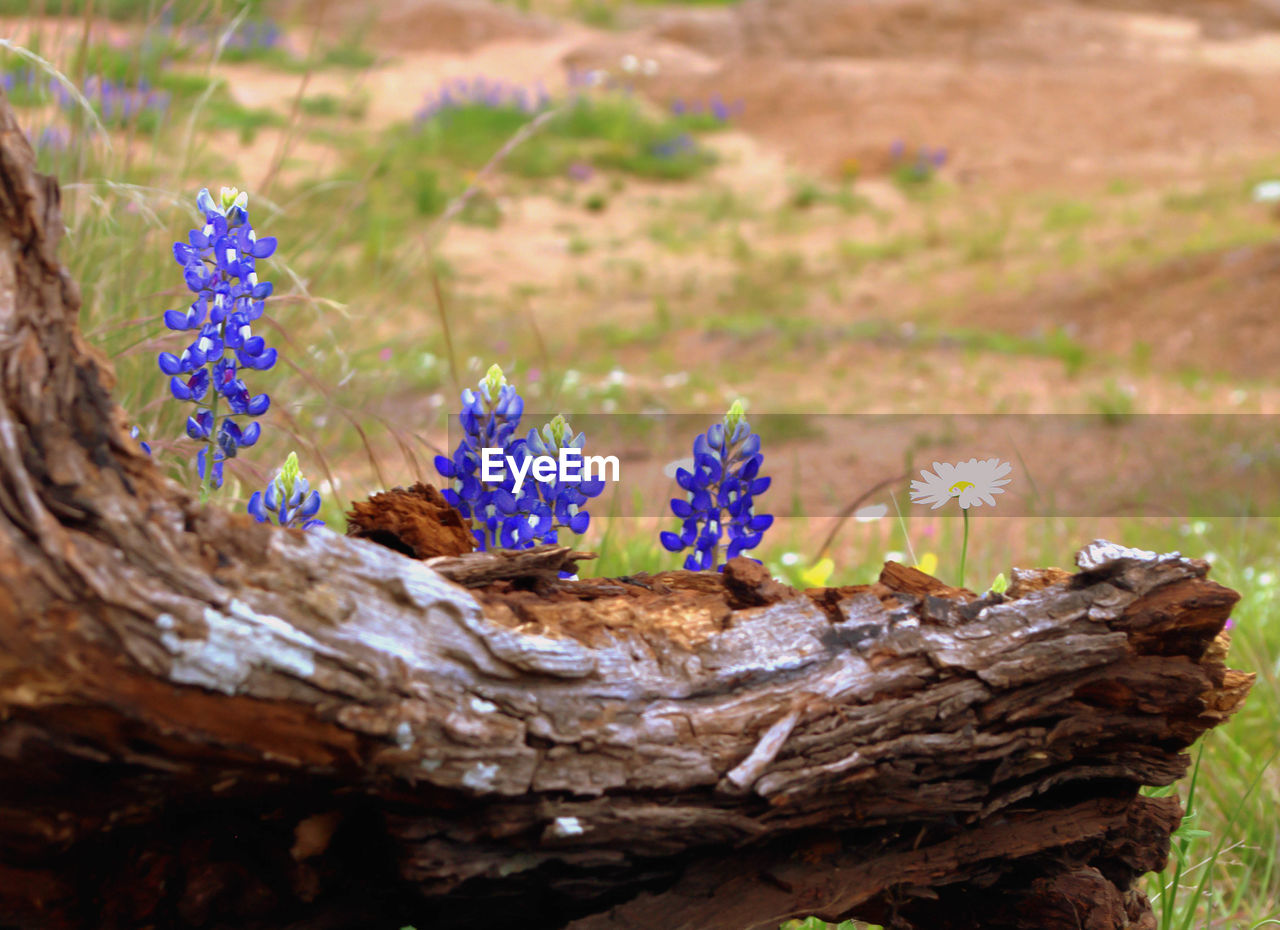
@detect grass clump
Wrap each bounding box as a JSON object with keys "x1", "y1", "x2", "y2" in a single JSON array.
[
  {"x1": 0, "y1": 0, "x2": 263, "y2": 17},
  {"x1": 335, "y1": 86, "x2": 721, "y2": 239}
]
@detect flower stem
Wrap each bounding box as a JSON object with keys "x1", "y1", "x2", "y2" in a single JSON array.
[
  {"x1": 199, "y1": 375, "x2": 218, "y2": 504},
  {"x1": 958, "y1": 508, "x2": 970, "y2": 590}
]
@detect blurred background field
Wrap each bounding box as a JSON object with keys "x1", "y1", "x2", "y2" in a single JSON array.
[{"x1": 3, "y1": 0, "x2": 1279, "y2": 925}]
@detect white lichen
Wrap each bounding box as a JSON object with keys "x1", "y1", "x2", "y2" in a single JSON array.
[
  {"x1": 160, "y1": 599, "x2": 320, "y2": 695},
  {"x1": 550, "y1": 816, "x2": 584, "y2": 837},
  {"x1": 462, "y1": 762, "x2": 500, "y2": 791}
]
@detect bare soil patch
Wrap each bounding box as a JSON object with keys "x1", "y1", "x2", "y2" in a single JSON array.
[
  {"x1": 972, "y1": 241, "x2": 1280, "y2": 379},
  {"x1": 273, "y1": 0, "x2": 560, "y2": 53}
]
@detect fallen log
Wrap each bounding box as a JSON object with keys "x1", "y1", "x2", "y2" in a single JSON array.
[{"x1": 0, "y1": 100, "x2": 1253, "y2": 930}]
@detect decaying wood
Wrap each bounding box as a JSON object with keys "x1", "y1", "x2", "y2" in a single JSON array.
[
  {"x1": 344, "y1": 481, "x2": 476, "y2": 559},
  {"x1": 427, "y1": 542, "x2": 597, "y2": 588},
  {"x1": 0, "y1": 99, "x2": 1255, "y2": 930}
]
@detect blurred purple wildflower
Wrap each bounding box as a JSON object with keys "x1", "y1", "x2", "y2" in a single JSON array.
[
  {"x1": 52, "y1": 75, "x2": 170, "y2": 127},
  {"x1": 567, "y1": 160, "x2": 594, "y2": 182},
  {"x1": 650, "y1": 133, "x2": 697, "y2": 159},
  {"x1": 414, "y1": 75, "x2": 551, "y2": 125},
  {"x1": 670, "y1": 95, "x2": 743, "y2": 123}
]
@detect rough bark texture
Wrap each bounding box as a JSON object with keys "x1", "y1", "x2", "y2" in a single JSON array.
[
  {"x1": 345, "y1": 481, "x2": 475, "y2": 559},
  {"x1": 0, "y1": 100, "x2": 1255, "y2": 930}
]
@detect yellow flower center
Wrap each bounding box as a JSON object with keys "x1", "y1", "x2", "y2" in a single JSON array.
[{"x1": 949, "y1": 480, "x2": 974, "y2": 494}]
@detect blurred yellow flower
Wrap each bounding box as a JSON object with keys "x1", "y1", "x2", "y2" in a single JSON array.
[
  {"x1": 800, "y1": 557, "x2": 834, "y2": 588},
  {"x1": 915, "y1": 552, "x2": 938, "y2": 576}
]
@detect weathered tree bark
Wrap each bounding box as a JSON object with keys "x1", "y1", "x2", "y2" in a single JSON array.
[{"x1": 0, "y1": 101, "x2": 1254, "y2": 930}]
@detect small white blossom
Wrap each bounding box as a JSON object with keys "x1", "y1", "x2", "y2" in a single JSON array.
[
  {"x1": 910, "y1": 458, "x2": 1012, "y2": 510},
  {"x1": 1252, "y1": 180, "x2": 1280, "y2": 204}
]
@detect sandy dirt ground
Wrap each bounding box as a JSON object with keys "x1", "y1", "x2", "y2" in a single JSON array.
[
  {"x1": 233, "y1": 0, "x2": 1280, "y2": 380},
  {"x1": 8, "y1": 0, "x2": 1280, "y2": 529}
]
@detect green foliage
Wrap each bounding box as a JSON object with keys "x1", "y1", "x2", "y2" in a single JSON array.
[
  {"x1": 1041, "y1": 197, "x2": 1097, "y2": 231},
  {"x1": 780, "y1": 917, "x2": 874, "y2": 929},
  {"x1": 569, "y1": 0, "x2": 619, "y2": 28},
  {"x1": 314, "y1": 42, "x2": 378, "y2": 70},
  {"x1": 410, "y1": 168, "x2": 449, "y2": 216},
  {"x1": 891, "y1": 160, "x2": 937, "y2": 192},
  {"x1": 201, "y1": 95, "x2": 285, "y2": 141},
  {"x1": 335, "y1": 90, "x2": 719, "y2": 250},
  {"x1": 1087, "y1": 379, "x2": 1137, "y2": 425},
  {"x1": 73, "y1": 37, "x2": 191, "y2": 85},
  {"x1": 0, "y1": 0, "x2": 263, "y2": 18},
  {"x1": 385, "y1": 93, "x2": 716, "y2": 184},
  {"x1": 299, "y1": 92, "x2": 367, "y2": 120}
]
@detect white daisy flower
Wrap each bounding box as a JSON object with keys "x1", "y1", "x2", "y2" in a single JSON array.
[
  {"x1": 1252, "y1": 180, "x2": 1280, "y2": 204},
  {"x1": 910, "y1": 458, "x2": 1012, "y2": 510}
]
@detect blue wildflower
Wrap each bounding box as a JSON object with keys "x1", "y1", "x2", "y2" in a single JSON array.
[
  {"x1": 434, "y1": 366, "x2": 603, "y2": 551},
  {"x1": 434, "y1": 364, "x2": 529, "y2": 550},
  {"x1": 525, "y1": 414, "x2": 606, "y2": 537},
  {"x1": 158, "y1": 186, "x2": 276, "y2": 496},
  {"x1": 248, "y1": 452, "x2": 325, "y2": 530},
  {"x1": 660, "y1": 400, "x2": 773, "y2": 571}
]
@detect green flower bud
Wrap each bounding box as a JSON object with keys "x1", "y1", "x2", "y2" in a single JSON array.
[
  {"x1": 483, "y1": 363, "x2": 507, "y2": 400},
  {"x1": 280, "y1": 450, "x2": 301, "y2": 498},
  {"x1": 724, "y1": 398, "x2": 746, "y2": 435},
  {"x1": 545, "y1": 413, "x2": 570, "y2": 448},
  {"x1": 220, "y1": 186, "x2": 248, "y2": 213}
]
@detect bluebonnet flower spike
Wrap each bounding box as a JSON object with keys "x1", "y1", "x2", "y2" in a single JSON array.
[
  {"x1": 158, "y1": 187, "x2": 277, "y2": 493},
  {"x1": 434, "y1": 367, "x2": 603, "y2": 552},
  {"x1": 660, "y1": 400, "x2": 773, "y2": 571}
]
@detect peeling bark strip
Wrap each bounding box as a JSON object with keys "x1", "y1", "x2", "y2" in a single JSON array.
[{"x1": 0, "y1": 100, "x2": 1255, "y2": 930}]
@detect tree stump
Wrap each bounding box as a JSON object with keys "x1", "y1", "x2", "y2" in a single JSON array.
[{"x1": 0, "y1": 99, "x2": 1254, "y2": 930}]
